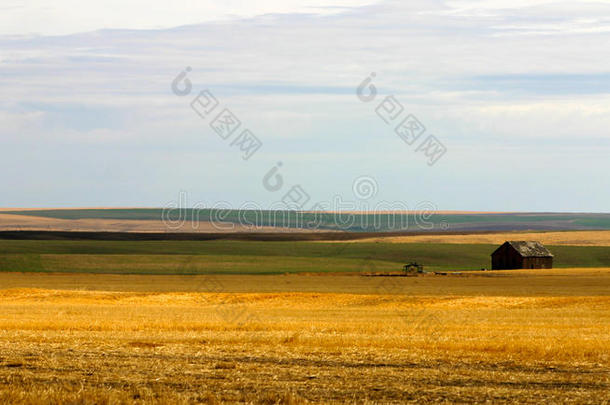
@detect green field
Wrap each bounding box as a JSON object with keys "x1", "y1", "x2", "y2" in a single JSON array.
[
  {"x1": 0, "y1": 240, "x2": 609, "y2": 274},
  {"x1": 4, "y1": 209, "x2": 610, "y2": 232}
]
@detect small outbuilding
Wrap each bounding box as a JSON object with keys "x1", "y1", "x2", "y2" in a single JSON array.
[{"x1": 491, "y1": 241, "x2": 553, "y2": 270}]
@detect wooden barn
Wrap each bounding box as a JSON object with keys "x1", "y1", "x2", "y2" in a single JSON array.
[{"x1": 491, "y1": 241, "x2": 553, "y2": 270}]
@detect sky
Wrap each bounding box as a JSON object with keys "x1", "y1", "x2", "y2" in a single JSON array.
[{"x1": 1, "y1": 0, "x2": 609, "y2": 212}]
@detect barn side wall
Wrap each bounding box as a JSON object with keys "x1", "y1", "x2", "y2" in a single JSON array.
[{"x1": 521, "y1": 257, "x2": 553, "y2": 269}]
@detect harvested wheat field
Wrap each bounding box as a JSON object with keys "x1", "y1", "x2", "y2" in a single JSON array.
[
  {"x1": 0, "y1": 213, "x2": 316, "y2": 234},
  {"x1": 0, "y1": 271, "x2": 609, "y2": 404},
  {"x1": 344, "y1": 230, "x2": 610, "y2": 247}
]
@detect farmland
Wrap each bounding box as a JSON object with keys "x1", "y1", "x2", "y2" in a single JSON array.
[
  {"x1": 3, "y1": 209, "x2": 610, "y2": 233},
  {"x1": 1, "y1": 239, "x2": 610, "y2": 274},
  {"x1": 0, "y1": 231, "x2": 609, "y2": 403},
  {"x1": 0, "y1": 270, "x2": 608, "y2": 404}
]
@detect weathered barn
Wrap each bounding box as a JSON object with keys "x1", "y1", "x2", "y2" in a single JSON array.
[{"x1": 491, "y1": 241, "x2": 553, "y2": 270}]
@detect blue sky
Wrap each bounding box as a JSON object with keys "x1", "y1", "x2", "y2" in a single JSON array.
[{"x1": 1, "y1": 0, "x2": 609, "y2": 211}]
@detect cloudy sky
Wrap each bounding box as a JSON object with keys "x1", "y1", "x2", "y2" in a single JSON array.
[{"x1": 1, "y1": 0, "x2": 609, "y2": 211}]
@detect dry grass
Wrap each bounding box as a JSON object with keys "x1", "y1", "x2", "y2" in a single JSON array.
[
  {"x1": 347, "y1": 230, "x2": 610, "y2": 246},
  {"x1": 1, "y1": 268, "x2": 609, "y2": 295},
  {"x1": 0, "y1": 270, "x2": 609, "y2": 404}
]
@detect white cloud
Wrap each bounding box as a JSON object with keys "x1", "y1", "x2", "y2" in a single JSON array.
[
  {"x1": 1, "y1": 0, "x2": 610, "y2": 209},
  {"x1": 0, "y1": 0, "x2": 380, "y2": 36}
]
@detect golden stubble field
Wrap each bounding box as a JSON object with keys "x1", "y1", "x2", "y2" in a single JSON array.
[
  {"x1": 0, "y1": 270, "x2": 609, "y2": 404},
  {"x1": 341, "y1": 231, "x2": 610, "y2": 246},
  {"x1": 0, "y1": 213, "x2": 314, "y2": 233}
]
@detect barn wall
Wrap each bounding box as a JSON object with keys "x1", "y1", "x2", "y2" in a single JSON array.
[
  {"x1": 521, "y1": 257, "x2": 553, "y2": 269},
  {"x1": 491, "y1": 244, "x2": 524, "y2": 270}
]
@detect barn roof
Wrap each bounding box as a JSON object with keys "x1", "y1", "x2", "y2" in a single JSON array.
[{"x1": 503, "y1": 241, "x2": 554, "y2": 257}]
